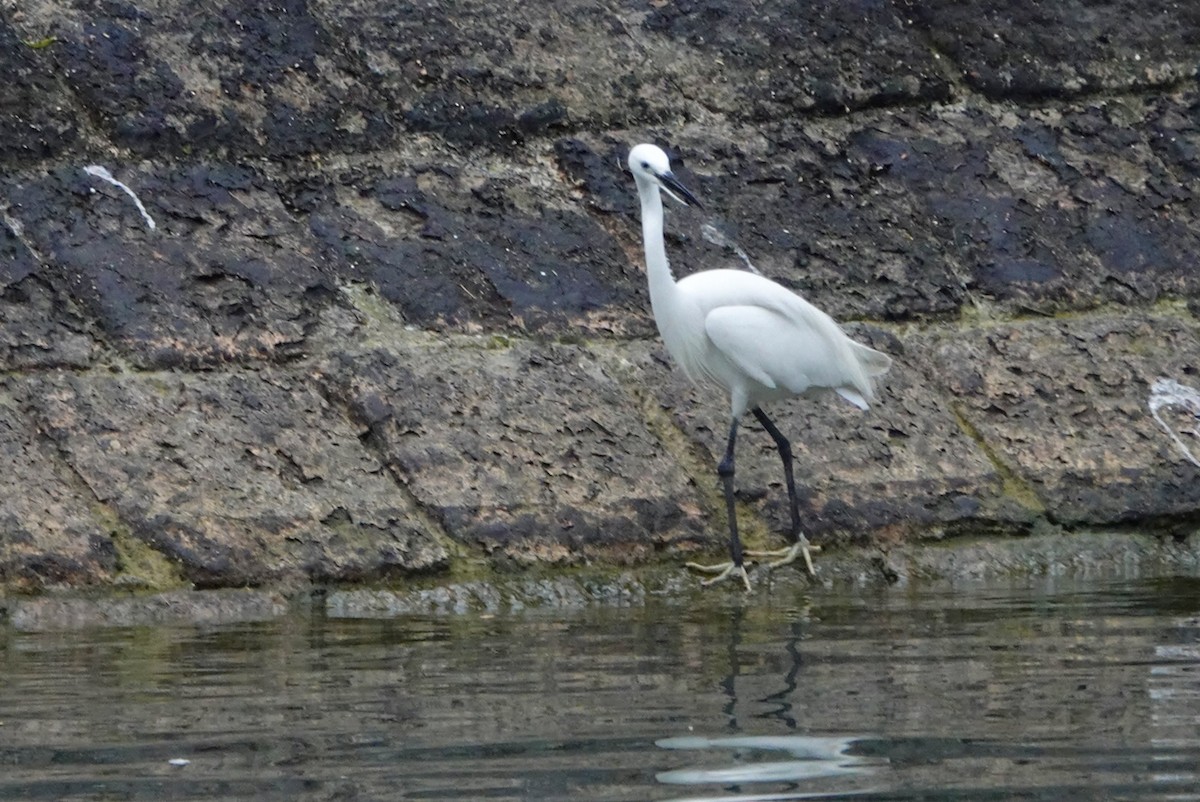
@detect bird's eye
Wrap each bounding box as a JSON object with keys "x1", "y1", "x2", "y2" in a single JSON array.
[{"x1": 641, "y1": 161, "x2": 650, "y2": 170}]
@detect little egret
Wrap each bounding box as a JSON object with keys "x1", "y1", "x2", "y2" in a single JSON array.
[{"x1": 627, "y1": 143, "x2": 892, "y2": 590}]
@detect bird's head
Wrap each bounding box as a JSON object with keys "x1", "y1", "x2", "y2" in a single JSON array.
[{"x1": 628, "y1": 143, "x2": 703, "y2": 209}]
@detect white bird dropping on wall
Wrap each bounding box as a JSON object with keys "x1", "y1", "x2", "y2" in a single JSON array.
[
  {"x1": 84, "y1": 165, "x2": 157, "y2": 231},
  {"x1": 1149, "y1": 378, "x2": 1200, "y2": 468}
]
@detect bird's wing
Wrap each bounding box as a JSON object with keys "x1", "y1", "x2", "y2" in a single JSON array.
[
  {"x1": 705, "y1": 305, "x2": 851, "y2": 395},
  {"x1": 702, "y1": 305, "x2": 782, "y2": 390},
  {"x1": 684, "y1": 269, "x2": 892, "y2": 404}
]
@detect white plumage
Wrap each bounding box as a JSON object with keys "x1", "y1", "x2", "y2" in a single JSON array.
[{"x1": 628, "y1": 143, "x2": 892, "y2": 590}]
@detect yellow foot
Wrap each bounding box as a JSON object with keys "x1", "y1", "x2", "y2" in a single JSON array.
[
  {"x1": 746, "y1": 537, "x2": 820, "y2": 575},
  {"x1": 684, "y1": 561, "x2": 753, "y2": 592}
]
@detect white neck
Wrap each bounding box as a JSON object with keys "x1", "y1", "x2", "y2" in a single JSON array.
[{"x1": 636, "y1": 180, "x2": 678, "y2": 305}]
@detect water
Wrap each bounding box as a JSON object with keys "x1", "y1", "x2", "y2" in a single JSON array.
[{"x1": 2, "y1": 577, "x2": 1199, "y2": 801}]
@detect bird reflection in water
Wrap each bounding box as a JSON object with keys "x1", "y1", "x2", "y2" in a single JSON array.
[
  {"x1": 656, "y1": 734, "x2": 875, "y2": 798},
  {"x1": 655, "y1": 607, "x2": 880, "y2": 800}
]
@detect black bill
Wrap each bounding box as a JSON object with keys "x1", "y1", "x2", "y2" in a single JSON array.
[{"x1": 659, "y1": 170, "x2": 703, "y2": 209}]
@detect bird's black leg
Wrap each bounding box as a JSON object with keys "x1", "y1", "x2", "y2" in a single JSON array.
[
  {"x1": 686, "y1": 417, "x2": 752, "y2": 590},
  {"x1": 748, "y1": 407, "x2": 819, "y2": 574},
  {"x1": 751, "y1": 407, "x2": 800, "y2": 537},
  {"x1": 717, "y1": 417, "x2": 744, "y2": 570}
]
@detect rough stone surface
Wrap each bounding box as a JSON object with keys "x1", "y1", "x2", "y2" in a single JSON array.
[
  {"x1": 11, "y1": 0, "x2": 396, "y2": 159},
  {"x1": 617, "y1": 0, "x2": 952, "y2": 118},
  {"x1": 923, "y1": 312, "x2": 1200, "y2": 528},
  {"x1": 0, "y1": 18, "x2": 79, "y2": 165},
  {"x1": 15, "y1": 368, "x2": 448, "y2": 586},
  {"x1": 320, "y1": 332, "x2": 709, "y2": 565},
  {"x1": 2, "y1": 164, "x2": 334, "y2": 369},
  {"x1": 299, "y1": 155, "x2": 647, "y2": 336},
  {"x1": 618, "y1": 94, "x2": 1200, "y2": 323},
  {"x1": 901, "y1": 0, "x2": 1200, "y2": 97},
  {"x1": 1, "y1": 0, "x2": 1199, "y2": 595},
  {"x1": 0, "y1": 228, "x2": 97, "y2": 370},
  {"x1": 0, "y1": 385, "x2": 115, "y2": 589}
]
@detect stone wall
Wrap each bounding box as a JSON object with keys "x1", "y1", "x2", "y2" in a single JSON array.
[{"x1": 2, "y1": 0, "x2": 1198, "y2": 591}]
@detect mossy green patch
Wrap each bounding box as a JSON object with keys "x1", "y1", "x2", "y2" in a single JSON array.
[
  {"x1": 22, "y1": 36, "x2": 58, "y2": 49},
  {"x1": 341, "y1": 282, "x2": 407, "y2": 332},
  {"x1": 949, "y1": 403, "x2": 1046, "y2": 513},
  {"x1": 94, "y1": 505, "x2": 187, "y2": 591}
]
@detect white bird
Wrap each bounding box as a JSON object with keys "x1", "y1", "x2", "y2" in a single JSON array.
[{"x1": 627, "y1": 143, "x2": 892, "y2": 590}]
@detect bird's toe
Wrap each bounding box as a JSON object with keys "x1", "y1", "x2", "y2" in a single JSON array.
[
  {"x1": 746, "y1": 538, "x2": 819, "y2": 576},
  {"x1": 684, "y1": 560, "x2": 753, "y2": 591}
]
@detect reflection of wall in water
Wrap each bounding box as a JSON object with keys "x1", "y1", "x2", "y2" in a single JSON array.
[{"x1": 1149, "y1": 619, "x2": 1200, "y2": 789}]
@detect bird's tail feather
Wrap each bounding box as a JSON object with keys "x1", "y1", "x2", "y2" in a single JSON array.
[
  {"x1": 838, "y1": 340, "x2": 893, "y2": 409},
  {"x1": 835, "y1": 387, "x2": 870, "y2": 410},
  {"x1": 851, "y1": 341, "x2": 893, "y2": 377}
]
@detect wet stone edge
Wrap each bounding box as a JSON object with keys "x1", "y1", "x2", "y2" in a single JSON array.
[{"x1": 2, "y1": 530, "x2": 1198, "y2": 630}]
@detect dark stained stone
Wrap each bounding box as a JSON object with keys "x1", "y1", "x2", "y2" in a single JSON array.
[
  {"x1": 900, "y1": 0, "x2": 1200, "y2": 98},
  {"x1": 304, "y1": 161, "x2": 652, "y2": 336},
  {"x1": 0, "y1": 19, "x2": 79, "y2": 164},
  {"x1": 1, "y1": 203, "x2": 97, "y2": 369},
  {"x1": 1, "y1": 164, "x2": 336, "y2": 368},
  {"x1": 643, "y1": 0, "x2": 952, "y2": 117},
  {"x1": 23, "y1": 0, "x2": 395, "y2": 158}
]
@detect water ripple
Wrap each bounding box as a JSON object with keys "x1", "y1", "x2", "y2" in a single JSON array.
[{"x1": 1, "y1": 577, "x2": 1198, "y2": 800}]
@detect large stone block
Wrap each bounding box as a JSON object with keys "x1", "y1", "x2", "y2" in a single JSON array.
[
  {"x1": 320, "y1": 335, "x2": 710, "y2": 565},
  {"x1": 301, "y1": 159, "x2": 648, "y2": 337},
  {"x1": 0, "y1": 385, "x2": 114, "y2": 589},
  {"x1": 902, "y1": 0, "x2": 1200, "y2": 97},
  {"x1": 1, "y1": 165, "x2": 334, "y2": 368},
  {"x1": 922, "y1": 312, "x2": 1200, "y2": 527},
  {"x1": 9, "y1": 0, "x2": 395, "y2": 158},
  {"x1": 18, "y1": 368, "x2": 447, "y2": 586},
  {"x1": 640, "y1": 0, "x2": 950, "y2": 117}
]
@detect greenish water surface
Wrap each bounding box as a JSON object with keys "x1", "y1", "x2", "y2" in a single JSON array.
[{"x1": 1, "y1": 577, "x2": 1199, "y2": 801}]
